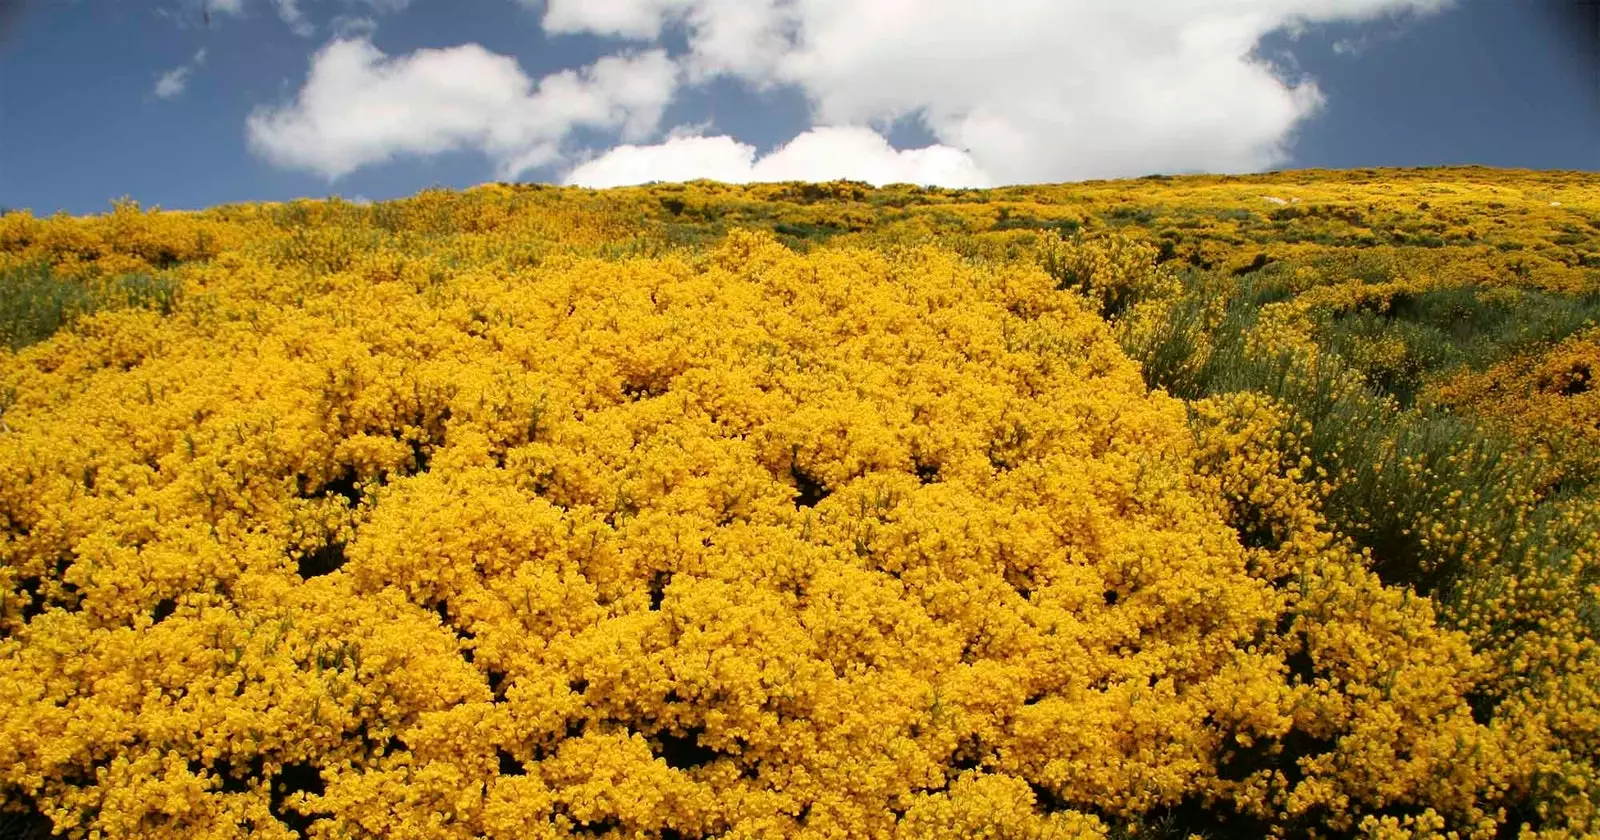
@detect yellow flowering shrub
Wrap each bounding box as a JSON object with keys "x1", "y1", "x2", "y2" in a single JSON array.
[
  {"x1": 1186, "y1": 393, "x2": 1599, "y2": 839},
  {"x1": 0, "y1": 200, "x2": 245, "y2": 281},
  {"x1": 0, "y1": 227, "x2": 1257, "y2": 838},
  {"x1": 1, "y1": 169, "x2": 1597, "y2": 839},
  {"x1": 1038, "y1": 230, "x2": 1181, "y2": 319},
  {"x1": 1424, "y1": 328, "x2": 1600, "y2": 489}
]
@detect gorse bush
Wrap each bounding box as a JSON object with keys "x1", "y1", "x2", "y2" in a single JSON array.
[
  {"x1": 1, "y1": 171, "x2": 1598, "y2": 840},
  {"x1": 1106, "y1": 224, "x2": 1599, "y2": 838},
  {"x1": 1425, "y1": 327, "x2": 1600, "y2": 495}
]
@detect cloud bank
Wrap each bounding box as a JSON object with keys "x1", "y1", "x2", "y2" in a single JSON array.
[
  {"x1": 246, "y1": 39, "x2": 678, "y2": 180},
  {"x1": 565, "y1": 126, "x2": 992, "y2": 188},
  {"x1": 249, "y1": 0, "x2": 1455, "y2": 185},
  {"x1": 540, "y1": 0, "x2": 1451, "y2": 185}
]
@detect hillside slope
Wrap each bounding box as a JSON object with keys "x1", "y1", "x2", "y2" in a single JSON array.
[{"x1": 1, "y1": 168, "x2": 1597, "y2": 839}]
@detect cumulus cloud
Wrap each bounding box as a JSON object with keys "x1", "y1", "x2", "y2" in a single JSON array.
[
  {"x1": 541, "y1": 0, "x2": 791, "y2": 82},
  {"x1": 565, "y1": 125, "x2": 992, "y2": 187},
  {"x1": 541, "y1": 0, "x2": 1454, "y2": 184},
  {"x1": 536, "y1": 0, "x2": 685, "y2": 40},
  {"x1": 246, "y1": 38, "x2": 679, "y2": 180}
]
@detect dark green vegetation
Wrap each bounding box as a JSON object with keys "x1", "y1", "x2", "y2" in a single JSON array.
[
  {"x1": 1111, "y1": 253, "x2": 1598, "y2": 616},
  {"x1": 1315, "y1": 285, "x2": 1600, "y2": 406},
  {"x1": 0, "y1": 262, "x2": 181, "y2": 351}
]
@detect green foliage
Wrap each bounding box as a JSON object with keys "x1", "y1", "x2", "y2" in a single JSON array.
[
  {"x1": 1320, "y1": 286, "x2": 1600, "y2": 406},
  {"x1": 771, "y1": 220, "x2": 845, "y2": 248},
  {"x1": 1122, "y1": 273, "x2": 1292, "y2": 400},
  {"x1": 1104, "y1": 205, "x2": 1157, "y2": 225},
  {"x1": 0, "y1": 262, "x2": 182, "y2": 351},
  {"x1": 1124, "y1": 270, "x2": 1576, "y2": 598},
  {"x1": 990, "y1": 208, "x2": 1082, "y2": 236},
  {"x1": 0, "y1": 262, "x2": 95, "y2": 350}
]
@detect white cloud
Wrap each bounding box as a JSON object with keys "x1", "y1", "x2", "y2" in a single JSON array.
[
  {"x1": 154, "y1": 66, "x2": 192, "y2": 99},
  {"x1": 1329, "y1": 12, "x2": 1431, "y2": 58},
  {"x1": 246, "y1": 38, "x2": 680, "y2": 180},
  {"x1": 666, "y1": 118, "x2": 714, "y2": 140},
  {"x1": 153, "y1": 45, "x2": 211, "y2": 101},
  {"x1": 564, "y1": 125, "x2": 992, "y2": 188},
  {"x1": 538, "y1": 0, "x2": 792, "y2": 82},
  {"x1": 542, "y1": 0, "x2": 1454, "y2": 184},
  {"x1": 537, "y1": 0, "x2": 688, "y2": 40},
  {"x1": 566, "y1": 135, "x2": 756, "y2": 185}
]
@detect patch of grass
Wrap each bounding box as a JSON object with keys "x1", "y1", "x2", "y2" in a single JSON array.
[
  {"x1": 661, "y1": 221, "x2": 727, "y2": 252},
  {"x1": 1124, "y1": 273, "x2": 1293, "y2": 401},
  {"x1": 0, "y1": 262, "x2": 95, "y2": 350}
]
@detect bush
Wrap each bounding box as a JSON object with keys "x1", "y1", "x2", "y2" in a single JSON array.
[
  {"x1": 1120, "y1": 269, "x2": 1572, "y2": 596},
  {"x1": 0, "y1": 262, "x2": 182, "y2": 351},
  {"x1": 1318, "y1": 285, "x2": 1600, "y2": 405},
  {"x1": 3, "y1": 173, "x2": 1599, "y2": 839}
]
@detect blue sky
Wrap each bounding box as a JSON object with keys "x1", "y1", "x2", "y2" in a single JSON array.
[{"x1": 1, "y1": 0, "x2": 1596, "y2": 216}]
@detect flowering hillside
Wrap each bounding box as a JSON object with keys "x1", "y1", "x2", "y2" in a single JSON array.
[{"x1": 1, "y1": 168, "x2": 1597, "y2": 839}]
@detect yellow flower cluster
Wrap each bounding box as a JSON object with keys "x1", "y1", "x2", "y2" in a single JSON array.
[
  {"x1": 0, "y1": 199, "x2": 243, "y2": 280},
  {"x1": 1425, "y1": 328, "x2": 1600, "y2": 490},
  {"x1": 1037, "y1": 230, "x2": 1181, "y2": 320},
  {"x1": 1185, "y1": 393, "x2": 1600, "y2": 839},
  {"x1": 1, "y1": 174, "x2": 1596, "y2": 839},
  {"x1": 601, "y1": 167, "x2": 1600, "y2": 294},
  {"x1": 0, "y1": 226, "x2": 1239, "y2": 838}
]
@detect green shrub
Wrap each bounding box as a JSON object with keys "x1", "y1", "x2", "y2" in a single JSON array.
[
  {"x1": 1122, "y1": 269, "x2": 1577, "y2": 600},
  {"x1": 1, "y1": 262, "x2": 182, "y2": 351},
  {"x1": 1319, "y1": 285, "x2": 1600, "y2": 405},
  {"x1": 990, "y1": 209, "x2": 1082, "y2": 236}
]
